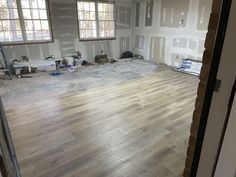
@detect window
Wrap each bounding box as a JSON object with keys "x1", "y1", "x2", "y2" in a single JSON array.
[
  {"x1": 77, "y1": 1, "x2": 115, "y2": 41},
  {"x1": 0, "y1": 0, "x2": 52, "y2": 44}
]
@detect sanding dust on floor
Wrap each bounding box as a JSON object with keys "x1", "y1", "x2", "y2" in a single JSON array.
[{"x1": 0, "y1": 59, "x2": 161, "y2": 108}]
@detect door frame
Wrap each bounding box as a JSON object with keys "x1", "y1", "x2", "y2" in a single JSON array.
[{"x1": 188, "y1": 0, "x2": 235, "y2": 176}]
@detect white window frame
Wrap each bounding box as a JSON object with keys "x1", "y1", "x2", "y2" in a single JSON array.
[
  {"x1": 77, "y1": 0, "x2": 116, "y2": 41},
  {"x1": 0, "y1": 0, "x2": 53, "y2": 45}
]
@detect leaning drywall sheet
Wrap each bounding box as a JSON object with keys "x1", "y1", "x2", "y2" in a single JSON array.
[
  {"x1": 160, "y1": 0, "x2": 189, "y2": 28},
  {"x1": 149, "y1": 36, "x2": 166, "y2": 63}
]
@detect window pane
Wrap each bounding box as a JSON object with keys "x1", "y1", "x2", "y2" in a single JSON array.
[
  {"x1": 0, "y1": 0, "x2": 7, "y2": 8},
  {"x1": 41, "y1": 20, "x2": 48, "y2": 30},
  {"x1": 24, "y1": 20, "x2": 33, "y2": 30},
  {"x1": 98, "y1": 3, "x2": 104, "y2": 11},
  {"x1": 77, "y1": 2, "x2": 83, "y2": 11},
  {"x1": 10, "y1": 20, "x2": 21, "y2": 30},
  {"x1": 108, "y1": 12, "x2": 113, "y2": 20},
  {"x1": 0, "y1": 22, "x2": 3, "y2": 31},
  {"x1": 2, "y1": 30, "x2": 22, "y2": 41},
  {"x1": 83, "y1": 2, "x2": 90, "y2": 11},
  {"x1": 79, "y1": 11, "x2": 95, "y2": 21},
  {"x1": 10, "y1": 9, "x2": 19, "y2": 19},
  {"x1": 99, "y1": 21, "x2": 114, "y2": 38},
  {"x1": 42, "y1": 30, "x2": 50, "y2": 40},
  {"x1": 9, "y1": 30, "x2": 23, "y2": 41},
  {"x1": 0, "y1": 0, "x2": 51, "y2": 43},
  {"x1": 0, "y1": 8, "x2": 18, "y2": 19},
  {"x1": 2, "y1": 20, "x2": 10, "y2": 30},
  {"x1": 78, "y1": 11, "x2": 83, "y2": 20},
  {"x1": 98, "y1": 3, "x2": 113, "y2": 12},
  {"x1": 39, "y1": 9, "x2": 47, "y2": 19},
  {"x1": 0, "y1": 0, "x2": 17, "y2": 8},
  {"x1": 80, "y1": 29, "x2": 96, "y2": 39},
  {"x1": 38, "y1": 0, "x2": 46, "y2": 9},
  {"x1": 83, "y1": 12, "x2": 90, "y2": 20},
  {"x1": 89, "y1": 2, "x2": 95, "y2": 11},
  {"x1": 26, "y1": 30, "x2": 34, "y2": 40},
  {"x1": 35, "y1": 30, "x2": 43, "y2": 40},
  {"x1": 90, "y1": 12, "x2": 95, "y2": 20},
  {"x1": 109, "y1": 4, "x2": 113, "y2": 12},
  {"x1": 78, "y1": 1, "x2": 115, "y2": 40},
  {"x1": 30, "y1": 0, "x2": 38, "y2": 8},
  {"x1": 16, "y1": 30, "x2": 23, "y2": 41},
  {"x1": 3, "y1": 31, "x2": 11, "y2": 41},
  {"x1": 104, "y1": 4, "x2": 110, "y2": 11},
  {"x1": 80, "y1": 20, "x2": 96, "y2": 30},
  {"x1": 21, "y1": 0, "x2": 52, "y2": 42},
  {"x1": 0, "y1": 32, "x2": 4, "y2": 41},
  {"x1": 98, "y1": 12, "x2": 105, "y2": 20},
  {"x1": 23, "y1": 9, "x2": 31, "y2": 19},
  {"x1": 32, "y1": 9, "x2": 39, "y2": 19},
  {"x1": 33, "y1": 20, "x2": 41, "y2": 30},
  {"x1": 21, "y1": 0, "x2": 30, "y2": 8},
  {"x1": 0, "y1": 8, "x2": 9, "y2": 19}
]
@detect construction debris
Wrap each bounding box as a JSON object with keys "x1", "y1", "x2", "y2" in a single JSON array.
[
  {"x1": 121, "y1": 51, "x2": 133, "y2": 59},
  {"x1": 95, "y1": 54, "x2": 109, "y2": 64},
  {"x1": 174, "y1": 58, "x2": 202, "y2": 76}
]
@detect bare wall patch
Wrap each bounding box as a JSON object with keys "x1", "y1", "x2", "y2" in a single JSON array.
[
  {"x1": 135, "y1": 34, "x2": 145, "y2": 50},
  {"x1": 160, "y1": 0, "x2": 189, "y2": 28},
  {"x1": 116, "y1": 5, "x2": 132, "y2": 29},
  {"x1": 198, "y1": 39, "x2": 205, "y2": 54},
  {"x1": 188, "y1": 39, "x2": 198, "y2": 50},
  {"x1": 149, "y1": 36, "x2": 166, "y2": 63},
  {"x1": 173, "y1": 38, "x2": 188, "y2": 48},
  {"x1": 197, "y1": 0, "x2": 213, "y2": 31}
]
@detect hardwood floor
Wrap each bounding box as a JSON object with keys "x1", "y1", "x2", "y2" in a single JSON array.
[{"x1": 5, "y1": 66, "x2": 198, "y2": 177}]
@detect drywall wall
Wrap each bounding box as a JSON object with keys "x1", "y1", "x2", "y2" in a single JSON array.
[
  {"x1": 132, "y1": 0, "x2": 212, "y2": 66},
  {"x1": 3, "y1": 0, "x2": 134, "y2": 62}
]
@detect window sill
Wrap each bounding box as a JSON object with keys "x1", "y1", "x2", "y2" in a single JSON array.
[{"x1": 79, "y1": 37, "x2": 116, "y2": 42}]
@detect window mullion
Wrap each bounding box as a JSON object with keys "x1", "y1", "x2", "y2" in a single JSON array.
[
  {"x1": 16, "y1": 0, "x2": 27, "y2": 42},
  {"x1": 95, "y1": 2, "x2": 99, "y2": 38}
]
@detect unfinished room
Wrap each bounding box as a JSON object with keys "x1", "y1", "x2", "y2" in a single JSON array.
[{"x1": 0, "y1": 0, "x2": 213, "y2": 176}]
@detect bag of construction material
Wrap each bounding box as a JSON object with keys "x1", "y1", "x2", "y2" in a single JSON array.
[{"x1": 121, "y1": 51, "x2": 133, "y2": 59}]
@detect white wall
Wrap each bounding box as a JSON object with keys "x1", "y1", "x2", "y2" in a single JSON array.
[
  {"x1": 214, "y1": 95, "x2": 236, "y2": 177},
  {"x1": 132, "y1": 0, "x2": 212, "y2": 66},
  {"x1": 3, "y1": 0, "x2": 134, "y2": 63}
]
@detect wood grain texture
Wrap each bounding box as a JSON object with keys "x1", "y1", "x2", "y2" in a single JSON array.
[{"x1": 5, "y1": 66, "x2": 198, "y2": 177}]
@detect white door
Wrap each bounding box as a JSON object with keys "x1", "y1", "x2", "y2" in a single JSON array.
[{"x1": 214, "y1": 92, "x2": 236, "y2": 177}]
